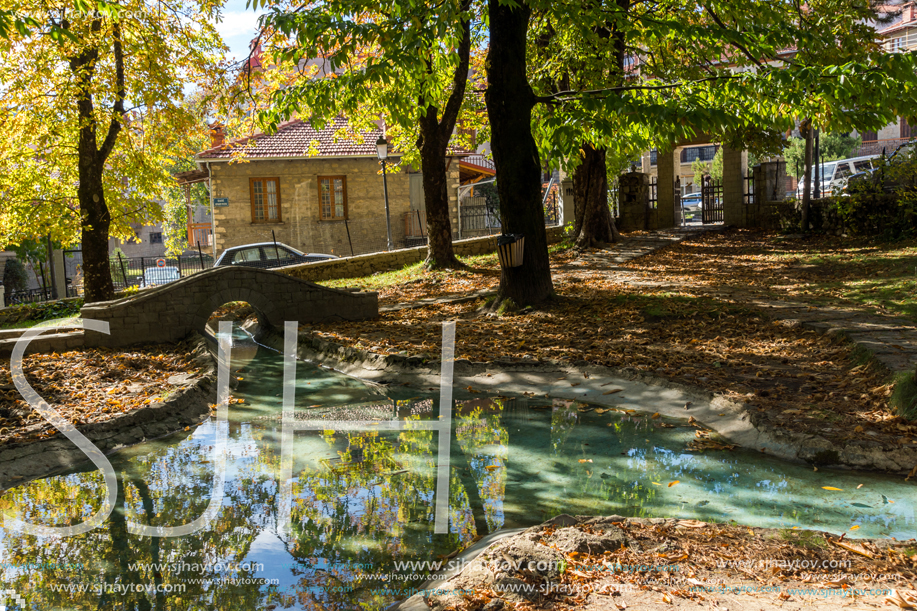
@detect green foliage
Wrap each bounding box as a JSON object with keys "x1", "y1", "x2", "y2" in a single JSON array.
[
  {"x1": 890, "y1": 371, "x2": 917, "y2": 421},
  {"x1": 245, "y1": 0, "x2": 485, "y2": 174},
  {"x1": 0, "y1": 0, "x2": 227, "y2": 254},
  {"x1": 0, "y1": 297, "x2": 83, "y2": 327},
  {"x1": 2, "y1": 258, "x2": 29, "y2": 294},
  {"x1": 691, "y1": 158, "x2": 710, "y2": 186},
  {"x1": 837, "y1": 147, "x2": 917, "y2": 238},
  {"x1": 785, "y1": 133, "x2": 862, "y2": 178}
]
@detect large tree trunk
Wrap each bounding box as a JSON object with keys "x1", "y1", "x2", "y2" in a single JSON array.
[
  {"x1": 800, "y1": 118, "x2": 813, "y2": 232},
  {"x1": 419, "y1": 2, "x2": 471, "y2": 270},
  {"x1": 573, "y1": 143, "x2": 619, "y2": 249},
  {"x1": 79, "y1": 161, "x2": 115, "y2": 303},
  {"x1": 68, "y1": 19, "x2": 123, "y2": 303},
  {"x1": 418, "y1": 125, "x2": 459, "y2": 268},
  {"x1": 485, "y1": 0, "x2": 553, "y2": 307}
]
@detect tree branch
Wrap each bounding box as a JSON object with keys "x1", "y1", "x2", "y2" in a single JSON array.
[
  {"x1": 436, "y1": 0, "x2": 472, "y2": 142},
  {"x1": 99, "y1": 20, "x2": 125, "y2": 162}
]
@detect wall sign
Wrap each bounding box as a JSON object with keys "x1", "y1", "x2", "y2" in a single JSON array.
[{"x1": 214, "y1": 198, "x2": 229, "y2": 207}]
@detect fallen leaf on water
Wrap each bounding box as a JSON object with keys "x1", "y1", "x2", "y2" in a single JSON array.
[
  {"x1": 485, "y1": 465, "x2": 499, "y2": 471},
  {"x1": 668, "y1": 480, "x2": 680, "y2": 487},
  {"x1": 579, "y1": 459, "x2": 593, "y2": 463},
  {"x1": 850, "y1": 525, "x2": 860, "y2": 530},
  {"x1": 651, "y1": 482, "x2": 662, "y2": 486},
  {"x1": 822, "y1": 486, "x2": 843, "y2": 491},
  {"x1": 651, "y1": 412, "x2": 660, "y2": 419},
  {"x1": 857, "y1": 483, "x2": 864, "y2": 489}
]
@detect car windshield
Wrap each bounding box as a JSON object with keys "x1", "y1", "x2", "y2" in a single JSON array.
[{"x1": 819, "y1": 162, "x2": 837, "y2": 179}]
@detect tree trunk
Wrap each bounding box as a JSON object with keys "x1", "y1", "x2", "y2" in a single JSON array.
[
  {"x1": 420, "y1": 2, "x2": 472, "y2": 270},
  {"x1": 800, "y1": 118, "x2": 813, "y2": 232},
  {"x1": 485, "y1": 0, "x2": 553, "y2": 307},
  {"x1": 573, "y1": 143, "x2": 619, "y2": 249},
  {"x1": 69, "y1": 19, "x2": 123, "y2": 303},
  {"x1": 79, "y1": 161, "x2": 115, "y2": 303},
  {"x1": 419, "y1": 108, "x2": 462, "y2": 269}
]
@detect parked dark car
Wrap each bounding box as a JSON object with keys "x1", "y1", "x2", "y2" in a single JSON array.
[{"x1": 215, "y1": 243, "x2": 339, "y2": 270}]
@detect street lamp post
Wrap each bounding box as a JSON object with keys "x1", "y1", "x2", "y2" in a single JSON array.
[{"x1": 376, "y1": 135, "x2": 394, "y2": 251}]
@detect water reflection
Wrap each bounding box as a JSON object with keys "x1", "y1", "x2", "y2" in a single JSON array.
[{"x1": 1, "y1": 340, "x2": 915, "y2": 610}]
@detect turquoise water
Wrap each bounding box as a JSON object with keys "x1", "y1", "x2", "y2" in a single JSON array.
[{"x1": 0, "y1": 337, "x2": 915, "y2": 610}]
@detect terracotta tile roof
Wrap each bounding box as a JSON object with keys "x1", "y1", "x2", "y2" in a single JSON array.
[{"x1": 196, "y1": 117, "x2": 386, "y2": 160}]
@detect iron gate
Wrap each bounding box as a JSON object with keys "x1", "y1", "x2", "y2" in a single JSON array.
[{"x1": 701, "y1": 175, "x2": 724, "y2": 224}]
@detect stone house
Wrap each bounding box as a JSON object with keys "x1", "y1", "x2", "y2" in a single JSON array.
[{"x1": 186, "y1": 118, "x2": 484, "y2": 258}]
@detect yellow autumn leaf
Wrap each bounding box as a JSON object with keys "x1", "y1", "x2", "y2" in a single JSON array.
[
  {"x1": 651, "y1": 412, "x2": 660, "y2": 419},
  {"x1": 485, "y1": 465, "x2": 499, "y2": 471},
  {"x1": 652, "y1": 482, "x2": 662, "y2": 486},
  {"x1": 850, "y1": 525, "x2": 860, "y2": 530},
  {"x1": 578, "y1": 459, "x2": 593, "y2": 463},
  {"x1": 668, "y1": 480, "x2": 680, "y2": 487},
  {"x1": 822, "y1": 486, "x2": 843, "y2": 491}
]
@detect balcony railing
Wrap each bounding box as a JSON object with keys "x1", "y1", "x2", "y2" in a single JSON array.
[
  {"x1": 460, "y1": 155, "x2": 495, "y2": 172},
  {"x1": 188, "y1": 222, "x2": 212, "y2": 247}
]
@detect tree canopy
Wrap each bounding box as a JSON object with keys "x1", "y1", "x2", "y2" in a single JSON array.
[{"x1": 0, "y1": 0, "x2": 228, "y2": 300}]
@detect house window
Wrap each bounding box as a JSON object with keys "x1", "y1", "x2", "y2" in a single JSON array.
[
  {"x1": 250, "y1": 178, "x2": 281, "y2": 222},
  {"x1": 649, "y1": 149, "x2": 658, "y2": 166},
  {"x1": 149, "y1": 232, "x2": 163, "y2": 244},
  {"x1": 681, "y1": 145, "x2": 717, "y2": 163},
  {"x1": 901, "y1": 117, "x2": 912, "y2": 139},
  {"x1": 318, "y1": 176, "x2": 348, "y2": 220}
]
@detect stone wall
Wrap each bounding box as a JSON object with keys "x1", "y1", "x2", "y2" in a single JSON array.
[
  {"x1": 207, "y1": 157, "x2": 461, "y2": 257},
  {"x1": 281, "y1": 225, "x2": 569, "y2": 283},
  {"x1": 79, "y1": 266, "x2": 378, "y2": 349},
  {"x1": 617, "y1": 172, "x2": 652, "y2": 232}
]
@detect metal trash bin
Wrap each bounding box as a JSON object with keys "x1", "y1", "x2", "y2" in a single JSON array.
[{"x1": 497, "y1": 233, "x2": 524, "y2": 268}]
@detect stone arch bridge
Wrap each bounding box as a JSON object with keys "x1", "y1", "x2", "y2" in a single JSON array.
[{"x1": 79, "y1": 266, "x2": 377, "y2": 349}]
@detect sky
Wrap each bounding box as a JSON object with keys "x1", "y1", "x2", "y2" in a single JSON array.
[{"x1": 212, "y1": 0, "x2": 265, "y2": 64}]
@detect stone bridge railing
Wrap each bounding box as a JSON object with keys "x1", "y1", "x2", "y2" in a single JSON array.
[{"x1": 79, "y1": 266, "x2": 377, "y2": 349}]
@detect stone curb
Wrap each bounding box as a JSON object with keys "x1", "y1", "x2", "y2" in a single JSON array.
[{"x1": 0, "y1": 334, "x2": 218, "y2": 492}]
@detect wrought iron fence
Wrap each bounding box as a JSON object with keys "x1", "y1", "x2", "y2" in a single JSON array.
[
  {"x1": 460, "y1": 200, "x2": 502, "y2": 237},
  {"x1": 5, "y1": 287, "x2": 53, "y2": 306},
  {"x1": 743, "y1": 171, "x2": 755, "y2": 206},
  {"x1": 63, "y1": 250, "x2": 215, "y2": 297}
]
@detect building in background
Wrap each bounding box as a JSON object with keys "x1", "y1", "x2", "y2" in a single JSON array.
[{"x1": 178, "y1": 118, "x2": 492, "y2": 258}]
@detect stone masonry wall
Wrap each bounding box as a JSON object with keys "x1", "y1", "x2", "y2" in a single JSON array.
[
  {"x1": 79, "y1": 266, "x2": 378, "y2": 349},
  {"x1": 208, "y1": 157, "x2": 462, "y2": 257},
  {"x1": 281, "y1": 225, "x2": 568, "y2": 283}
]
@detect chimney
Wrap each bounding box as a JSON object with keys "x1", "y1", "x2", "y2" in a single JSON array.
[{"x1": 209, "y1": 123, "x2": 224, "y2": 148}]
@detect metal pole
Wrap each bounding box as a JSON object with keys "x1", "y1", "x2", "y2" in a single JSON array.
[
  {"x1": 814, "y1": 128, "x2": 821, "y2": 199},
  {"x1": 381, "y1": 160, "x2": 393, "y2": 251},
  {"x1": 46, "y1": 233, "x2": 57, "y2": 300},
  {"x1": 37, "y1": 260, "x2": 47, "y2": 300},
  {"x1": 272, "y1": 229, "x2": 281, "y2": 260},
  {"x1": 197, "y1": 241, "x2": 206, "y2": 270},
  {"x1": 117, "y1": 252, "x2": 128, "y2": 288},
  {"x1": 344, "y1": 219, "x2": 354, "y2": 256}
]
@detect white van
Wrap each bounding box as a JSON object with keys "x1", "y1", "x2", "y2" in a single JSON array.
[
  {"x1": 141, "y1": 266, "x2": 181, "y2": 287},
  {"x1": 796, "y1": 154, "x2": 881, "y2": 197}
]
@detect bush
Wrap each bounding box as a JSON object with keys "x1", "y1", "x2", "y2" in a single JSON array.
[
  {"x1": 838, "y1": 148, "x2": 917, "y2": 238},
  {"x1": 3, "y1": 258, "x2": 29, "y2": 299}
]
